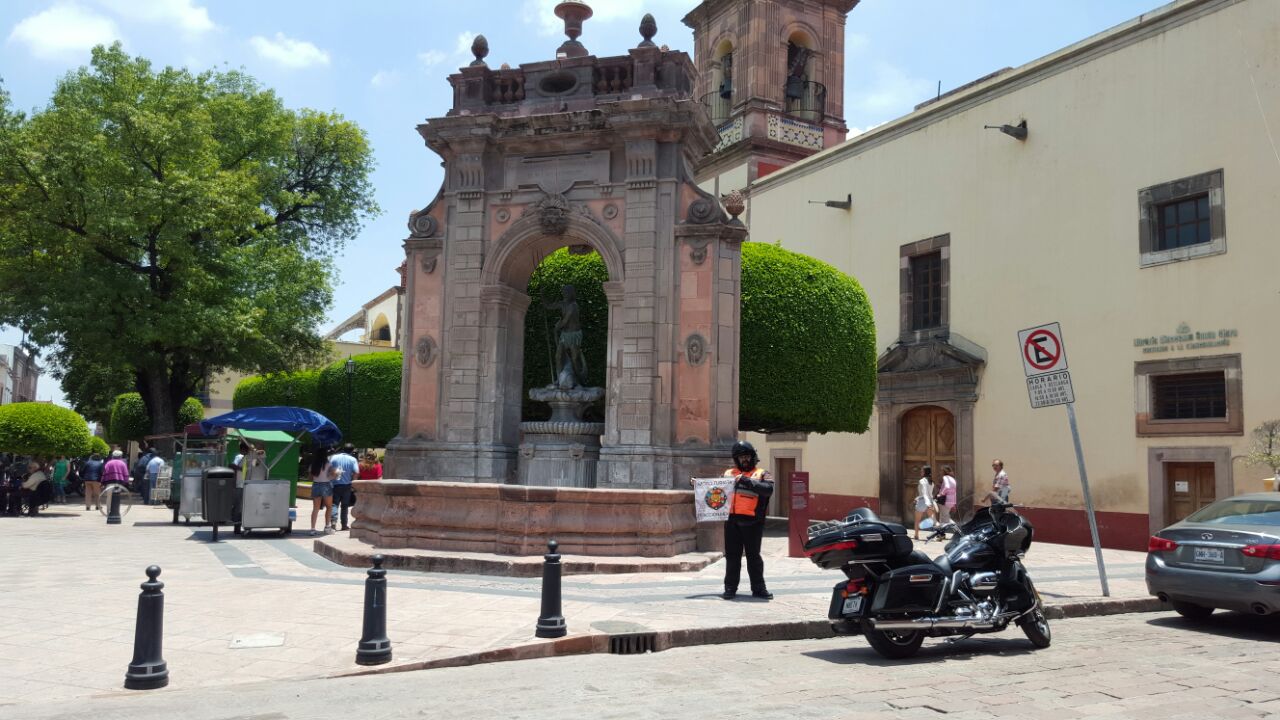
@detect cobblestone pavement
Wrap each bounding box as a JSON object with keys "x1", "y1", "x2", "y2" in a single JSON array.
[
  {"x1": 6, "y1": 612, "x2": 1279, "y2": 719},
  {"x1": 1, "y1": 503, "x2": 1147, "y2": 706}
]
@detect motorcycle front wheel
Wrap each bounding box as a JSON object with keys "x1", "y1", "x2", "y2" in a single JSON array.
[
  {"x1": 1018, "y1": 607, "x2": 1052, "y2": 648},
  {"x1": 864, "y1": 627, "x2": 924, "y2": 659}
]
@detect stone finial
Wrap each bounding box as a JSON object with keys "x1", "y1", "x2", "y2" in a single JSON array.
[
  {"x1": 724, "y1": 190, "x2": 746, "y2": 220},
  {"x1": 470, "y1": 34, "x2": 489, "y2": 67},
  {"x1": 638, "y1": 13, "x2": 657, "y2": 48},
  {"x1": 554, "y1": 1, "x2": 592, "y2": 58}
]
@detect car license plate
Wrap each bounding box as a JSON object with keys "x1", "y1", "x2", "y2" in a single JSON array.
[
  {"x1": 1194, "y1": 547, "x2": 1225, "y2": 564},
  {"x1": 842, "y1": 595, "x2": 864, "y2": 615}
]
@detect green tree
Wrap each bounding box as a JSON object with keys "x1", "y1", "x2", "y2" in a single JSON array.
[
  {"x1": 1248, "y1": 420, "x2": 1280, "y2": 479},
  {"x1": 88, "y1": 435, "x2": 111, "y2": 457},
  {"x1": 0, "y1": 45, "x2": 378, "y2": 437},
  {"x1": 523, "y1": 249, "x2": 609, "y2": 421},
  {"x1": 233, "y1": 370, "x2": 322, "y2": 411},
  {"x1": 0, "y1": 403, "x2": 92, "y2": 457},
  {"x1": 59, "y1": 360, "x2": 133, "y2": 426}
]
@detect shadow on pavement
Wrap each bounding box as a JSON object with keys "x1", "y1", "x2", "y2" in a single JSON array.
[
  {"x1": 803, "y1": 636, "x2": 1039, "y2": 667},
  {"x1": 11, "y1": 512, "x2": 79, "y2": 519},
  {"x1": 1146, "y1": 611, "x2": 1280, "y2": 641}
]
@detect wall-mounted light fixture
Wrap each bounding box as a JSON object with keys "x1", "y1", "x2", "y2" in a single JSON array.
[
  {"x1": 808, "y1": 193, "x2": 852, "y2": 210},
  {"x1": 984, "y1": 119, "x2": 1028, "y2": 141}
]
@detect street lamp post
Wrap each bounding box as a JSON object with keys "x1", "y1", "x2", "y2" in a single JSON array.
[{"x1": 344, "y1": 358, "x2": 356, "y2": 443}]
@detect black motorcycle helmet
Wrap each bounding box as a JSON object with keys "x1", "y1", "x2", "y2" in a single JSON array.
[{"x1": 730, "y1": 440, "x2": 758, "y2": 466}]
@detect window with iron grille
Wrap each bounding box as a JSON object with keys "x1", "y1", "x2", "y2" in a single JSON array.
[
  {"x1": 910, "y1": 252, "x2": 943, "y2": 330},
  {"x1": 1152, "y1": 371, "x2": 1227, "y2": 420},
  {"x1": 1155, "y1": 194, "x2": 1211, "y2": 251}
]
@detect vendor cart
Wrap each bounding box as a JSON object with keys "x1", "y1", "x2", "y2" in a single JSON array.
[
  {"x1": 151, "y1": 424, "x2": 226, "y2": 525},
  {"x1": 199, "y1": 406, "x2": 342, "y2": 538}
]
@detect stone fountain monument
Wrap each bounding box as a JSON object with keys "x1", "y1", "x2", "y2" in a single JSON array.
[{"x1": 355, "y1": 2, "x2": 748, "y2": 559}]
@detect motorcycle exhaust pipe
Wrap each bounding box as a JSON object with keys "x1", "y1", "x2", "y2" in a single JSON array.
[{"x1": 869, "y1": 611, "x2": 1021, "y2": 632}]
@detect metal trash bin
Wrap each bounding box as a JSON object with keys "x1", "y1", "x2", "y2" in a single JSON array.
[{"x1": 201, "y1": 467, "x2": 237, "y2": 541}]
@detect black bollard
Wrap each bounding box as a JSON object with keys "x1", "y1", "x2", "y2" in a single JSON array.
[
  {"x1": 106, "y1": 486, "x2": 122, "y2": 525},
  {"x1": 124, "y1": 566, "x2": 169, "y2": 690},
  {"x1": 535, "y1": 539, "x2": 567, "y2": 639},
  {"x1": 355, "y1": 554, "x2": 392, "y2": 666}
]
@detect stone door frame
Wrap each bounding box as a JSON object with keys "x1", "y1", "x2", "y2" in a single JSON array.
[{"x1": 878, "y1": 400, "x2": 976, "y2": 523}]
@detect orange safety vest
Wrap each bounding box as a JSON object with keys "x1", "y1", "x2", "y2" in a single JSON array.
[{"x1": 724, "y1": 467, "x2": 768, "y2": 517}]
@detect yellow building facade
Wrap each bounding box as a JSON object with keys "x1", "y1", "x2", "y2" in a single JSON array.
[{"x1": 722, "y1": 0, "x2": 1279, "y2": 549}]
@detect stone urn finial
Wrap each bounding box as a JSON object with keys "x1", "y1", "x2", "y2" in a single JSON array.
[
  {"x1": 724, "y1": 190, "x2": 746, "y2": 221},
  {"x1": 638, "y1": 13, "x2": 657, "y2": 48},
  {"x1": 554, "y1": 1, "x2": 592, "y2": 58},
  {"x1": 470, "y1": 34, "x2": 489, "y2": 67}
]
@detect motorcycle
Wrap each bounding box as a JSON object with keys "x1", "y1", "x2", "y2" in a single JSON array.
[{"x1": 803, "y1": 502, "x2": 1051, "y2": 659}]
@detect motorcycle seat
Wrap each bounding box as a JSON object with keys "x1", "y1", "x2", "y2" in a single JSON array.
[{"x1": 906, "y1": 550, "x2": 932, "y2": 566}]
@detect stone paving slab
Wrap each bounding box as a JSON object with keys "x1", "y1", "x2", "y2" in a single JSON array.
[{"x1": 0, "y1": 503, "x2": 1154, "y2": 706}]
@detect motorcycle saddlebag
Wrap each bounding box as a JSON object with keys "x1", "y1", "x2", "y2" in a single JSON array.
[
  {"x1": 870, "y1": 564, "x2": 947, "y2": 614},
  {"x1": 804, "y1": 520, "x2": 913, "y2": 569}
]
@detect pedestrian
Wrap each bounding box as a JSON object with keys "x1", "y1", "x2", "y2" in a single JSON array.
[
  {"x1": 50, "y1": 456, "x2": 68, "y2": 504},
  {"x1": 145, "y1": 450, "x2": 165, "y2": 506},
  {"x1": 717, "y1": 440, "x2": 774, "y2": 600},
  {"x1": 987, "y1": 459, "x2": 1011, "y2": 505},
  {"x1": 81, "y1": 452, "x2": 105, "y2": 510},
  {"x1": 20, "y1": 460, "x2": 49, "y2": 516},
  {"x1": 914, "y1": 464, "x2": 938, "y2": 540},
  {"x1": 357, "y1": 452, "x2": 382, "y2": 481},
  {"x1": 327, "y1": 443, "x2": 359, "y2": 531},
  {"x1": 937, "y1": 465, "x2": 958, "y2": 528},
  {"x1": 132, "y1": 445, "x2": 155, "y2": 506},
  {"x1": 102, "y1": 450, "x2": 131, "y2": 489},
  {"x1": 308, "y1": 447, "x2": 334, "y2": 536}
]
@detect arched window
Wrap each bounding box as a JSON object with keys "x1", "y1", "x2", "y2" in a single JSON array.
[
  {"x1": 704, "y1": 38, "x2": 735, "y2": 125},
  {"x1": 784, "y1": 30, "x2": 824, "y2": 123}
]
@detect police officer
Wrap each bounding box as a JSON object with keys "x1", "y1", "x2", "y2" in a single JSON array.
[{"x1": 722, "y1": 440, "x2": 774, "y2": 600}]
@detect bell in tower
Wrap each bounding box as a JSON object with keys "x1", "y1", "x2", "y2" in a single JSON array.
[{"x1": 683, "y1": 0, "x2": 859, "y2": 193}]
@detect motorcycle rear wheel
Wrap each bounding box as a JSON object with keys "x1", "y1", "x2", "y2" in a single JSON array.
[{"x1": 864, "y1": 627, "x2": 924, "y2": 659}]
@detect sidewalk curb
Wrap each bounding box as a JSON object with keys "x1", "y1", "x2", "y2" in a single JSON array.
[{"x1": 334, "y1": 597, "x2": 1167, "y2": 680}]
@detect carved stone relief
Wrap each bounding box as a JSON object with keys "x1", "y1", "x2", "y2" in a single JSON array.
[
  {"x1": 685, "y1": 334, "x2": 707, "y2": 366},
  {"x1": 415, "y1": 336, "x2": 438, "y2": 367}
]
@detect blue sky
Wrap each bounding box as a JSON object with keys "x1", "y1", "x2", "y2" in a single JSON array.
[{"x1": 1, "y1": 0, "x2": 1164, "y2": 406}]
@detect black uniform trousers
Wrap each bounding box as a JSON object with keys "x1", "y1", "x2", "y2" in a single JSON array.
[{"x1": 724, "y1": 519, "x2": 767, "y2": 593}]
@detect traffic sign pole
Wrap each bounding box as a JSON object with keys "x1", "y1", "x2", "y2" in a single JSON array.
[{"x1": 1065, "y1": 401, "x2": 1110, "y2": 597}]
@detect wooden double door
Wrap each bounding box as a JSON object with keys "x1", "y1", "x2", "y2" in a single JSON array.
[
  {"x1": 1166, "y1": 462, "x2": 1216, "y2": 526},
  {"x1": 900, "y1": 406, "x2": 956, "y2": 522}
]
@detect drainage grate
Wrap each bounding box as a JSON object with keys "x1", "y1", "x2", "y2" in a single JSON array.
[{"x1": 608, "y1": 632, "x2": 659, "y2": 655}]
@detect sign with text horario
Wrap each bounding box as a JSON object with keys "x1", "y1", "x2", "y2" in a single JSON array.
[{"x1": 1014, "y1": 321, "x2": 1109, "y2": 598}]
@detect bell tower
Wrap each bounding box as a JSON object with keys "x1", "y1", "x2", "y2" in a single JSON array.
[{"x1": 683, "y1": 0, "x2": 858, "y2": 192}]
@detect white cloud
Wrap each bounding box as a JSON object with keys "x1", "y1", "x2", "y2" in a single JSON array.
[
  {"x1": 846, "y1": 33, "x2": 869, "y2": 54},
  {"x1": 454, "y1": 31, "x2": 476, "y2": 57},
  {"x1": 520, "y1": 0, "x2": 685, "y2": 36},
  {"x1": 370, "y1": 70, "x2": 399, "y2": 88},
  {"x1": 97, "y1": 0, "x2": 215, "y2": 35},
  {"x1": 7, "y1": 3, "x2": 122, "y2": 60},
  {"x1": 418, "y1": 49, "x2": 446, "y2": 67},
  {"x1": 249, "y1": 32, "x2": 330, "y2": 69},
  {"x1": 851, "y1": 62, "x2": 933, "y2": 116}
]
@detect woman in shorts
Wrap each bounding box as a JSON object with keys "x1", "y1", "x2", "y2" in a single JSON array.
[{"x1": 308, "y1": 447, "x2": 335, "y2": 536}]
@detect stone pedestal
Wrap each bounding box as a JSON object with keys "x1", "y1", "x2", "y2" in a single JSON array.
[{"x1": 517, "y1": 385, "x2": 605, "y2": 488}]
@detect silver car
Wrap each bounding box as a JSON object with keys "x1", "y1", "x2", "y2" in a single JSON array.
[{"x1": 1146, "y1": 492, "x2": 1280, "y2": 619}]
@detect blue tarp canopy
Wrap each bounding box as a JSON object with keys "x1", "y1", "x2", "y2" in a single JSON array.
[{"x1": 200, "y1": 406, "x2": 342, "y2": 447}]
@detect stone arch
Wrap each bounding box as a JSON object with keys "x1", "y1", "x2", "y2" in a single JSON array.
[
  {"x1": 482, "y1": 210, "x2": 625, "y2": 290},
  {"x1": 781, "y1": 22, "x2": 822, "y2": 53}
]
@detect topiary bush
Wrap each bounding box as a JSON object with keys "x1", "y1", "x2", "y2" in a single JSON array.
[
  {"x1": 109, "y1": 392, "x2": 208, "y2": 442},
  {"x1": 108, "y1": 393, "x2": 150, "y2": 443},
  {"x1": 517, "y1": 242, "x2": 876, "y2": 434},
  {"x1": 522, "y1": 249, "x2": 610, "y2": 421},
  {"x1": 316, "y1": 351, "x2": 402, "y2": 448},
  {"x1": 0, "y1": 402, "x2": 92, "y2": 457},
  {"x1": 233, "y1": 370, "x2": 322, "y2": 411},
  {"x1": 738, "y1": 242, "x2": 876, "y2": 433},
  {"x1": 88, "y1": 435, "x2": 111, "y2": 457}
]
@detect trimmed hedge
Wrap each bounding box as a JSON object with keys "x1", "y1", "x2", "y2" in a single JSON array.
[
  {"x1": 522, "y1": 249, "x2": 609, "y2": 421},
  {"x1": 0, "y1": 403, "x2": 92, "y2": 457},
  {"x1": 88, "y1": 436, "x2": 111, "y2": 457},
  {"x1": 315, "y1": 351, "x2": 402, "y2": 448},
  {"x1": 109, "y1": 392, "x2": 207, "y2": 442},
  {"x1": 739, "y1": 242, "x2": 876, "y2": 433},
  {"x1": 233, "y1": 370, "x2": 321, "y2": 411},
  {"x1": 518, "y1": 243, "x2": 876, "y2": 434}
]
